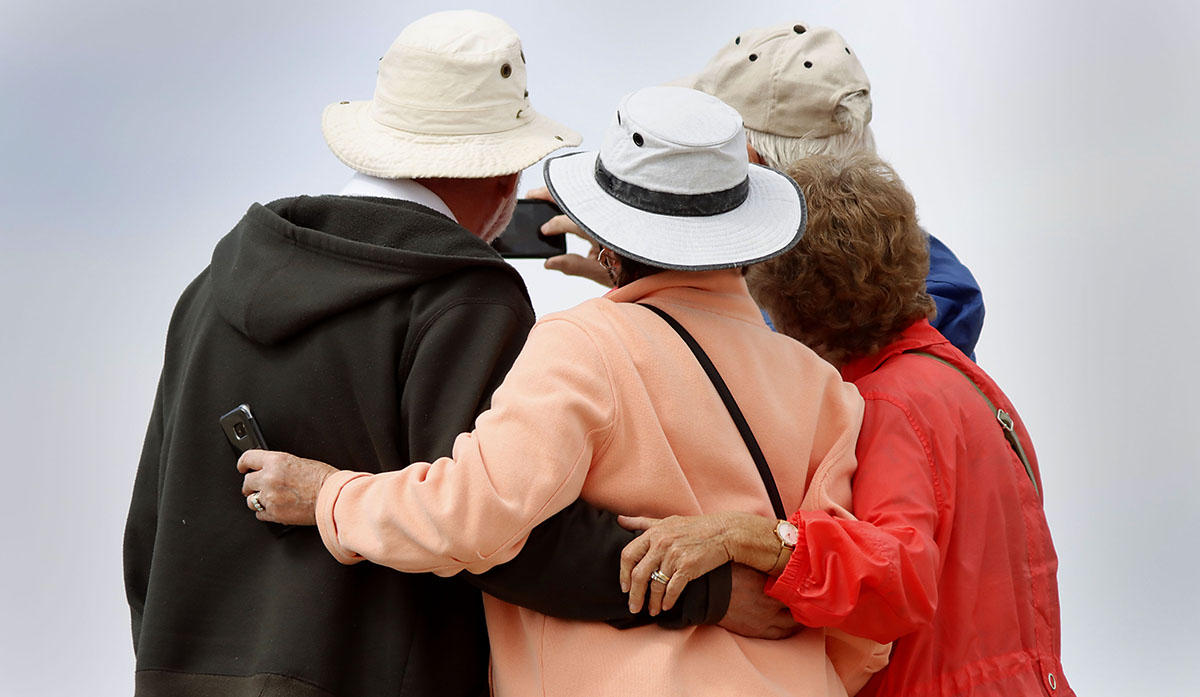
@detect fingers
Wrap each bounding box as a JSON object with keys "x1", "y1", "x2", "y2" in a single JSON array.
[
  {"x1": 775, "y1": 620, "x2": 803, "y2": 639},
  {"x1": 661, "y1": 569, "x2": 691, "y2": 612},
  {"x1": 524, "y1": 186, "x2": 552, "y2": 202},
  {"x1": 763, "y1": 611, "x2": 804, "y2": 640},
  {"x1": 245, "y1": 491, "x2": 264, "y2": 512},
  {"x1": 647, "y1": 568, "x2": 669, "y2": 616},
  {"x1": 241, "y1": 470, "x2": 264, "y2": 496},
  {"x1": 236, "y1": 449, "x2": 274, "y2": 473},
  {"x1": 539, "y1": 214, "x2": 589, "y2": 242},
  {"x1": 626, "y1": 543, "x2": 666, "y2": 614},
  {"x1": 617, "y1": 515, "x2": 661, "y2": 531},
  {"x1": 538, "y1": 213, "x2": 610, "y2": 287},
  {"x1": 619, "y1": 534, "x2": 651, "y2": 593},
  {"x1": 543, "y1": 254, "x2": 611, "y2": 287}
]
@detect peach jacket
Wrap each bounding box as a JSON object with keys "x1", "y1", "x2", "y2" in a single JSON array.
[{"x1": 316, "y1": 270, "x2": 869, "y2": 697}]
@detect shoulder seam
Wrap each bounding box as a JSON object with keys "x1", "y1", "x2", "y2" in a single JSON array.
[
  {"x1": 859, "y1": 392, "x2": 947, "y2": 513},
  {"x1": 532, "y1": 316, "x2": 621, "y2": 457},
  {"x1": 401, "y1": 297, "x2": 533, "y2": 376}
]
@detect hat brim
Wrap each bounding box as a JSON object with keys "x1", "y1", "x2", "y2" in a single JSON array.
[
  {"x1": 543, "y1": 151, "x2": 806, "y2": 270},
  {"x1": 322, "y1": 101, "x2": 582, "y2": 179}
]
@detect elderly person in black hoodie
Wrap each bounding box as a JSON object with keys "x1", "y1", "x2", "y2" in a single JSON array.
[{"x1": 123, "y1": 12, "x2": 758, "y2": 697}]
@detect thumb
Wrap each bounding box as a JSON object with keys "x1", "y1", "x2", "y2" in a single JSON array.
[
  {"x1": 617, "y1": 515, "x2": 661, "y2": 531},
  {"x1": 524, "y1": 186, "x2": 552, "y2": 201},
  {"x1": 236, "y1": 449, "x2": 268, "y2": 474}
]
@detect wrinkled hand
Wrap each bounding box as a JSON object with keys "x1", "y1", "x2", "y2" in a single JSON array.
[
  {"x1": 618, "y1": 513, "x2": 737, "y2": 616},
  {"x1": 719, "y1": 565, "x2": 803, "y2": 640},
  {"x1": 237, "y1": 450, "x2": 338, "y2": 526},
  {"x1": 525, "y1": 186, "x2": 611, "y2": 287}
]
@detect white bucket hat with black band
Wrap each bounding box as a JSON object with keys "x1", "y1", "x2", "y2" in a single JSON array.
[
  {"x1": 322, "y1": 10, "x2": 581, "y2": 179},
  {"x1": 543, "y1": 86, "x2": 805, "y2": 270}
]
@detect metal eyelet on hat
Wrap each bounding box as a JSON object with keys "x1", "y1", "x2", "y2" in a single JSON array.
[
  {"x1": 555, "y1": 135, "x2": 564, "y2": 141},
  {"x1": 846, "y1": 47, "x2": 851, "y2": 54},
  {"x1": 748, "y1": 53, "x2": 758, "y2": 62},
  {"x1": 734, "y1": 36, "x2": 740, "y2": 45},
  {"x1": 632, "y1": 133, "x2": 644, "y2": 146},
  {"x1": 516, "y1": 109, "x2": 523, "y2": 119},
  {"x1": 339, "y1": 101, "x2": 350, "y2": 105},
  {"x1": 500, "y1": 63, "x2": 512, "y2": 78},
  {"x1": 616, "y1": 111, "x2": 622, "y2": 125},
  {"x1": 794, "y1": 24, "x2": 806, "y2": 34},
  {"x1": 804, "y1": 61, "x2": 813, "y2": 68},
  {"x1": 524, "y1": 90, "x2": 529, "y2": 98},
  {"x1": 520, "y1": 50, "x2": 525, "y2": 63}
]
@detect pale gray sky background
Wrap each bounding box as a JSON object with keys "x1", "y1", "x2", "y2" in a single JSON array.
[{"x1": 2, "y1": 1, "x2": 1198, "y2": 695}]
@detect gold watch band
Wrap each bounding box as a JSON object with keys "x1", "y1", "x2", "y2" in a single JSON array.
[{"x1": 768, "y1": 521, "x2": 795, "y2": 576}]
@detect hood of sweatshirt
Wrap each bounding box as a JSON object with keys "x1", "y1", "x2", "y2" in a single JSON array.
[{"x1": 210, "y1": 195, "x2": 524, "y2": 345}]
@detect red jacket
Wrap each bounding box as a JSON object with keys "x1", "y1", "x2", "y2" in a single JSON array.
[{"x1": 766, "y1": 320, "x2": 1072, "y2": 697}]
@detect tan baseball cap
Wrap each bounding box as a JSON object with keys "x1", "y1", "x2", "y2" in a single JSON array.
[
  {"x1": 321, "y1": 10, "x2": 581, "y2": 179},
  {"x1": 683, "y1": 22, "x2": 870, "y2": 139}
]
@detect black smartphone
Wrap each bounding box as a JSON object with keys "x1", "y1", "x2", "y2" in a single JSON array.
[
  {"x1": 492, "y1": 199, "x2": 569, "y2": 259},
  {"x1": 220, "y1": 404, "x2": 292, "y2": 536},
  {"x1": 220, "y1": 404, "x2": 268, "y2": 454}
]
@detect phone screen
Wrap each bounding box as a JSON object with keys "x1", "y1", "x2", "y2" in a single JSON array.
[{"x1": 492, "y1": 199, "x2": 569, "y2": 259}]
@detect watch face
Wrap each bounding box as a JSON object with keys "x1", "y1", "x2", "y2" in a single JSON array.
[{"x1": 777, "y1": 521, "x2": 799, "y2": 547}]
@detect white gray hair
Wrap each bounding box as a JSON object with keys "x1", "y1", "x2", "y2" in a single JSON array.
[{"x1": 745, "y1": 90, "x2": 876, "y2": 169}]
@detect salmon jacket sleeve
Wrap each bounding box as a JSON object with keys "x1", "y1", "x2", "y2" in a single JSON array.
[
  {"x1": 318, "y1": 317, "x2": 612, "y2": 573},
  {"x1": 766, "y1": 395, "x2": 942, "y2": 644},
  {"x1": 393, "y1": 302, "x2": 725, "y2": 625}
]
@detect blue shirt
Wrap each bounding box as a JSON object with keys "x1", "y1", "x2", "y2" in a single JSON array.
[
  {"x1": 760, "y1": 232, "x2": 985, "y2": 361},
  {"x1": 925, "y1": 233, "x2": 984, "y2": 360}
]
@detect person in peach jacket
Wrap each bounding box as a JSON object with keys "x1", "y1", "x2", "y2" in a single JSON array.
[{"x1": 239, "y1": 86, "x2": 880, "y2": 696}]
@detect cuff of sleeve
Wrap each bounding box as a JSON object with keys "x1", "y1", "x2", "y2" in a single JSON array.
[
  {"x1": 702, "y1": 562, "x2": 733, "y2": 625},
  {"x1": 316, "y1": 469, "x2": 372, "y2": 565},
  {"x1": 764, "y1": 511, "x2": 815, "y2": 604}
]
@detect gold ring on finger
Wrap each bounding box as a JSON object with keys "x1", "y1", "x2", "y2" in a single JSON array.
[{"x1": 650, "y1": 569, "x2": 671, "y2": 584}]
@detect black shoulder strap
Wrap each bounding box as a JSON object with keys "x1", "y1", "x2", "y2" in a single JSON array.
[{"x1": 639, "y1": 303, "x2": 788, "y2": 519}]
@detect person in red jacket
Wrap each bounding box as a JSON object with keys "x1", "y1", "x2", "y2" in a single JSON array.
[{"x1": 619, "y1": 153, "x2": 1072, "y2": 697}]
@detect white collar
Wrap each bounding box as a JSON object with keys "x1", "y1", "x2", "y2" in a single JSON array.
[{"x1": 337, "y1": 173, "x2": 458, "y2": 223}]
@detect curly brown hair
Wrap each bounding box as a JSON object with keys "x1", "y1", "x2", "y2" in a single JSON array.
[{"x1": 747, "y1": 154, "x2": 935, "y2": 366}]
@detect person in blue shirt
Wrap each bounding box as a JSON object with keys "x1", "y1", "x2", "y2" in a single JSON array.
[{"x1": 535, "y1": 21, "x2": 984, "y2": 359}]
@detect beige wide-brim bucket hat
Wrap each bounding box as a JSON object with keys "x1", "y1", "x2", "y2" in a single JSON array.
[{"x1": 322, "y1": 10, "x2": 581, "y2": 179}]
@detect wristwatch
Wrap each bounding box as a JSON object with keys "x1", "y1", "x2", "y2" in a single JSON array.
[{"x1": 769, "y1": 520, "x2": 799, "y2": 576}]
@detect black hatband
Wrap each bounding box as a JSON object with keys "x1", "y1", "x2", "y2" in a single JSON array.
[{"x1": 594, "y1": 158, "x2": 749, "y2": 217}]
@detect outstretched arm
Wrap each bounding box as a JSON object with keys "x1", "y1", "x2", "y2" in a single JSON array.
[
  {"x1": 765, "y1": 397, "x2": 941, "y2": 643},
  {"x1": 309, "y1": 317, "x2": 614, "y2": 574},
  {"x1": 474, "y1": 500, "x2": 731, "y2": 628},
  {"x1": 242, "y1": 312, "x2": 731, "y2": 625},
  {"x1": 616, "y1": 398, "x2": 941, "y2": 644},
  {"x1": 398, "y1": 297, "x2": 729, "y2": 624}
]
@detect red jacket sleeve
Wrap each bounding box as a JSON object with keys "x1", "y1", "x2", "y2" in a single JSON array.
[{"x1": 765, "y1": 396, "x2": 942, "y2": 644}]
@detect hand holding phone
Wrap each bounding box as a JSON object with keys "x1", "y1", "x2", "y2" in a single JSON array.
[{"x1": 220, "y1": 404, "x2": 292, "y2": 536}]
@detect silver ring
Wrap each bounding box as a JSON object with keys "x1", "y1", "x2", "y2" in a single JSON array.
[
  {"x1": 249, "y1": 492, "x2": 265, "y2": 512},
  {"x1": 650, "y1": 569, "x2": 671, "y2": 585}
]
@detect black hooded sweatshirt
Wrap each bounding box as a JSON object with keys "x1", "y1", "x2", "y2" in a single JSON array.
[{"x1": 123, "y1": 195, "x2": 728, "y2": 697}]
